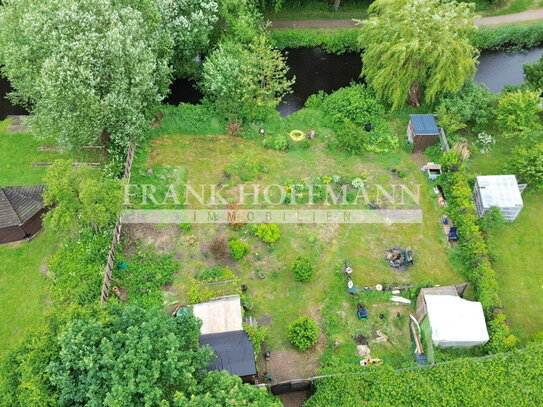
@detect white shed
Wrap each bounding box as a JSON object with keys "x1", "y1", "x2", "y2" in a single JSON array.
[
  {"x1": 424, "y1": 295, "x2": 489, "y2": 348},
  {"x1": 473, "y1": 175, "x2": 525, "y2": 222}
]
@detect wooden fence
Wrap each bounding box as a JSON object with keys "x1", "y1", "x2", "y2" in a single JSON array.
[{"x1": 100, "y1": 143, "x2": 136, "y2": 306}]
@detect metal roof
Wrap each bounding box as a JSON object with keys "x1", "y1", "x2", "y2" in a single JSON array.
[
  {"x1": 0, "y1": 185, "x2": 44, "y2": 228},
  {"x1": 199, "y1": 330, "x2": 257, "y2": 377},
  {"x1": 409, "y1": 114, "x2": 440, "y2": 135},
  {"x1": 476, "y1": 175, "x2": 523, "y2": 208}
]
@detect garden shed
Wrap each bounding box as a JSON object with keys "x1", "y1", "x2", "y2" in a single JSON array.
[
  {"x1": 473, "y1": 175, "x2": 524, "y2": 222},
  {"x1": 0, "y1": 185, "x2": 46, "y2": 244},
  {"x1": 407, "y1": 114, "x2": 448, "y2": 153},
  {"x1": 191, "y1": 295, "x2": 257, "y2": 383},
  {"x1": 417, "y1": 286, "x2": 488, "y2": 348}
]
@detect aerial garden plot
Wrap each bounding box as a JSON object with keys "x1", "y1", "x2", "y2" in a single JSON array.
[{"x1": 1, "y1": 0, "x2": 543, "y2": 406}]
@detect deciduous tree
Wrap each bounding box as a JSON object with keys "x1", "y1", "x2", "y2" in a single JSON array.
[{"x1": 359, "y1": 0, "x2": 478, "y2": 109}]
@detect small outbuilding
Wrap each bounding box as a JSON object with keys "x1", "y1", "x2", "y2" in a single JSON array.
[
  {"x1": 0, "y1": 185, "x2": 46, "y2": 244},
  {"x1": 416, "y1": 285, "x2": 489, "y2": 348},
  {"x1": 473, "y1": 175, "x2": 525, "y2": 222},
  {"x1": 407, "y1": 114, "x2": 448, "y2": 153},
  {"x1": 191, "y1": 295, "x2": 257, "y2": 383}
]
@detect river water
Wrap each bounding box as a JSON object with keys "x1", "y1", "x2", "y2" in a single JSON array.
[{"x1": 2, "y1": 47, "x2": 542, "y2": 119}]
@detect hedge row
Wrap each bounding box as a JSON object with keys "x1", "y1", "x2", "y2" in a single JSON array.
[
  {"x1": 269, "y1": 22, "x2": 543, "y2": 53},
  {"x1": 437, "y1": 170, "x2": 518, "y2": 353},
  {"x1": 306, "y1": 344, "x2": 543, "y2": 406}
]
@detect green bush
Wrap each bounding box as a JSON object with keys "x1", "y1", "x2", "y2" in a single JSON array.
[
  {"x1": 288, "y1": 317, "x2": 320, "y2": 351},
  {"x1": 253, "y1": 223, "x2": 281, "y2": 244},
  {"x1": 224, "y1": 150, "x2": 263, "y2": 181},
  {"x1": 494, "y1": 89, "x2": 542, "y2": 138},
  {"x1": 480, "y1": 206, "x2": 506, "y2": 234},
  {"x1": 292, "y1": 256, "x2": 315, "y2": 282},
  {"x1": 228, "y1": 239, "x2": 250, "y2": 260},
  {"x1": 243, "y1": 322, "x2": 268, "y2": 357},
  {"x1": 262, "y1": 134, "x2": 290, "y2": 151},
  {"x1": 506, "y1": 143, "x2": 543, "y2": 189},
  {"x1": 189, "y1": 267, "x2": 241, "y2": 303},
  {"x1": 472, "y1": 22, "x2": 543, "y2": 51},
  {"x1": 269, "y1": 28, "x2": 360, "y2": 54}
]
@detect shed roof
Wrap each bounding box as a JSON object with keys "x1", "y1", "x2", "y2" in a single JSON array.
[
  {"x1": 192, "y1": 295, "x2": 243, "y2": 335},
  {"x1": 409, "y1": 114, "x2": 440, "y2": 135},
  {"x1": 199, "y1": 330, "x2": 257, "y2": 377},
  {"x1": 0, "y1": 185, "x2": 44, "y2": 228},
  {"x1": 476, "y1": 175, "x2": 523, "y2": 209}
]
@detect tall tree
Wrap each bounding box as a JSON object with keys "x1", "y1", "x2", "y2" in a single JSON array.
[
  {"x1": 359, "y1": 0, "x2": 478, "y2": 109},
  {"x1": 42, "y1": 160, "x2": 122, "y2": 238},
  {"x1": 0, "y1": 0, "x2": 172, "y2": 150}
]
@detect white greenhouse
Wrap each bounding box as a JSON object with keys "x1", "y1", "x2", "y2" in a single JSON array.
[{"x1": 473, "y1": 175, "x2": 525, "y2": 222}]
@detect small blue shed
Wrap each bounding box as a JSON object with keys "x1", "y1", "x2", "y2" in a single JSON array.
[{"x1": 407, "y1": 114, "x2": 441, "y2": 153}]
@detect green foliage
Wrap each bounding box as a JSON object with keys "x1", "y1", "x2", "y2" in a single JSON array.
[
  {"x1": 288, "y1": 316, "x2": 320, "y2": 351},
  {"x1": 243, "y1": 322, "x2": 269, "y2": 357},
  {"x1": 472, "y1": 22, "x2": 543, "y2": 51},
  {"x1": 506, "y1": 143, "x2": 543, "y2": 189},
  {"x1": 218, "y1": 0, "x2": 264, "y2": 43},
  {"x1": 269, "y1": 28, "x2": 360, "y2": 54},
  {"x1": 310, "y1": 84, "x2": 397, "y2": 154},
  {"x1": 47, "y1": 305, "x2": 213, "y2": 406},
  {"x1": 306, "y1": 344, "x2": 543, "y2": 406},
  {"x1": 224, "y1": 150, "x2": 264, "y2": 181},
  {"x1": 201, "y1": 35, "x2": 294, "y2": 122},
  {"x1": 188, "y1": 267, "x2": 241, "y2": 303},
  {"x1": 43, "y1": 160, "x2": 122, "y2": 239},
  {"x1": 292, "y1": 255, "x2": 315, "y2": 282},
  {"x1": 494, "y1": 89, "x2": 542, "y2": 139},
  {"x1": 360, "y1": 0, "x2": 477, "y2": 109},
  {"x1": 262, "y1": 134, "x2": 290, "y2": 151},
  {"x1": 0, "y1": 0, "x2": 172, "y2": 151},
  {"x1": 524, "y1": 55, "x2": 543, "y2": 90},
  {"x1": 115, "y1": 248, "x2": 179, "y2": 307},
  {"x1": 228, "y1": 239, "x2": 250, "y2": 260},
  {"x1": 480, "y1": 206, "x2": 506, "y2": 234},
  {"x1": 437, "y1": 81, "x2": 497, "y2": 134},
  {"x1": 153, "y1": 103, "x2": 225, "y2": 135},
  {"x1": 47, "y1": 229, "x2": 111, "y2": 307},
  {"x1": 253, "y1": 223, "x2": 281, "y2": 244},
  {"x1": 173, "y1": 371, "x2": 281, "y2": 406},
  {"x1": 437, "y1": 171, "x2": 518, "y2": 352}
]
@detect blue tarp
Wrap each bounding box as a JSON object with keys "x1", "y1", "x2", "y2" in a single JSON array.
[{"x1": 409, "y1": 114, "x2": 439, "y2": 135}]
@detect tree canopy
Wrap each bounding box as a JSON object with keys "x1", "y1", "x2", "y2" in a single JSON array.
[
  {"x1": 0, "y1": 0, "x2": 172, "y2": 150},
  {"x1": 359, "y1": 0, "x2": 478, "y2": 109}
]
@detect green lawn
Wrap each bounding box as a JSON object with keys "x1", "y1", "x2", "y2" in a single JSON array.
[
  {"x1": 469, "y1": 136, "x2": 543, "y2": 341},
  {"x1": 126, "y1": 108, "x2": 463, "y2": 377}
]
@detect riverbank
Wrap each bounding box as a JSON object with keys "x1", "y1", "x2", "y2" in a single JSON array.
[{"x1": 269, "y1": 20, "x2": 543, "y2": 53}]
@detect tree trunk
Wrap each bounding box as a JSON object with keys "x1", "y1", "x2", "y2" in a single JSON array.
[
  {"x1": 100, "y1": 129, "x2": 111, "y2": 155},
  {"x1": 333, "y1": 0, "x2": 341, "y2": 11},
  {"x1": 408, "y1": 81, "x2": 421, "y2": 107}
]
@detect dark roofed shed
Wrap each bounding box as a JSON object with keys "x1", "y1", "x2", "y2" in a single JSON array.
[
  {"x1": 407, "y1": 114, "x2": 442, "y2": 153},
  {"x1": 0, "y1": 185, "x2": 46, "y2": 244}
]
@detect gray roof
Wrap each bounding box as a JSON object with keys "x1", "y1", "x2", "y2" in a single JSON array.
[
  {"x1": 476, "y1": 175, "x2": 523, "y2": 208},
  {"x1": 0, "y1": 185, "x2": 45, "y2": 228},
  {"x1": 409, "y1": 114, "x2": 440, "y2": 135},
  {"x1": 199, "y1": 330, "x2": 257, "y2": 377}
]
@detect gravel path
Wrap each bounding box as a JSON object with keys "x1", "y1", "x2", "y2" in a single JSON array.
[{"x1": 271, "y1": 8, "x2": 543, "y2": 29}]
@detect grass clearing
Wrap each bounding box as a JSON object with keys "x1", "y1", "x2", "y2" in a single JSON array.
[{"x1": 125, "y1": 107, "x2": 464, "y2": 378}]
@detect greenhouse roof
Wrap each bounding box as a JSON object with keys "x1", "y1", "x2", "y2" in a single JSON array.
[{"x1": 476, "y1": 175, "x2": 523, "y2": 208}]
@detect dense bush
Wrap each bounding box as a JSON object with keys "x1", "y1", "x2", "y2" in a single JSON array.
[
  {"x1": 494, "y1": 89, "x2": 542, "y2": 138},
  {"x1": 292, "y1": 256, "x2": 315, "y2": 282},
  {"x1": 243, "y1": 322, "x2": 268, "y2": 357},
  {"x1": 472, "y1": 22, "x2": 543, "y2": 51},
  {"x1": 307, "y1": 84, "x2": 397, "y2": 154},
  {"x1": 228, "y1": 239, "x2": 250, "y2": 259},
  {"x1": 437, "y1": 170, "x2": 518, "y2": 352},
  {"x1": 506, "y1": 143, "x2": 543, "y2": 189},
  {"x1": 288, "y1": 316, "x2": 320, "y2": 350},
  {"x1": 253, "y1": 223, "x2": 281, "y2": 244},
  {"x1": 269, "y1": 28, "x2": 360, "y2": 54},
  {"x1": 524, "y1": 55, "x2": 543, "y2": 90},
  {"x1": 306, "y1": 344, "x2": 543, "y2": 406},
  {"x1": 189, "y1": 266, "x2": 241, "y2": 303},
  {"x1": 114, "y1": 248, "x2": 179, "y2": 307},
  {"x1": 262, "y1": 134, "x2": 290, "y2": 151}
]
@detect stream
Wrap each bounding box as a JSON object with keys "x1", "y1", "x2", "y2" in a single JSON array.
[{"x1": 2, "y1": 47, "x2": 543, "y2": 120}]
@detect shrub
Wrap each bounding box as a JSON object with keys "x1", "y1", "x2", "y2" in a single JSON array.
[
  {"x1": 179, "y1": 223, "x2": 192, "y2": 232},
  {"x1": 480, "y1": 206, "x2": 506, "y2": 234},
  {"x1": 506, "y1": 143, "x2": 543, "y2": 189},
  {"x1": 472, "y1": 22, "x2": 543, "y2": 51},
  {"x1": 474, "y1": 132, "x2": 495, "y2": 154},
  {"x1": 243, "y1": 322, "x2": 268, "y2": 357},
  {"x1": 262, "y1": 134, "x2": 289, "y2": 151},
  {"x1": 189, "y1": 266, "x2": 241, "y2": 303},
  {"x1": 224, "y1": 150, "x2": 263, "y2": 181},
  {"x1": 228, "y1": 239, "x2": 250, "y2": 260},
  {"x1": 494, "y1": 89, "x2": 542, "y2": 138},
  {"x1": 208, "y1": 234, "x2": 229, "y2": 259},
  {"x1": 292, "y1": 256, "x2": 315, "y2": 282},
  {"x1": 253, "y1": 223, "x2": 281, "y2": 244},
  {"x1": 288, "y1": 317, "x2": 320, "y2": 351}
]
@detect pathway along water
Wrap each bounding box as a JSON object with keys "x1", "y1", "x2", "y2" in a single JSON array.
[{"x1": 1, "y1": 46, "x2": 543, "y2": 119}]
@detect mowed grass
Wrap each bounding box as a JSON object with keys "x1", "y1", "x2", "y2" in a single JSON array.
[
  {"x1": 470, "y1": 136, "x2": 543, "y2": 340},
  {"x1": 0, "y1": 232, "x2": 53, "y2": 353},
  {"x1": 134, "y1": 121, "x2": 462, "y2": 370}
]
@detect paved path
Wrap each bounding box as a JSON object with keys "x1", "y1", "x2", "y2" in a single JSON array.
[{"x1": 271, "y1": 8, "x2": 543, "y2": 29}]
